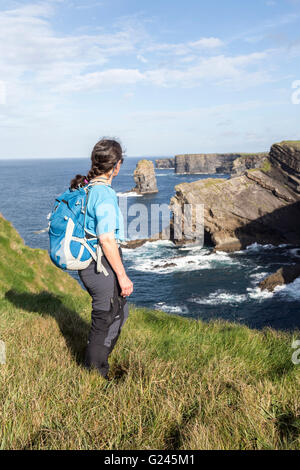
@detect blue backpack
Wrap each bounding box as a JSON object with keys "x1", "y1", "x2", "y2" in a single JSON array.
[{"x1": 49, "y1": 181, "x2": 105, "y2": 271}]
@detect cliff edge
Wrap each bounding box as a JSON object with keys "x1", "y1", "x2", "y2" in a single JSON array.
[{"x1": 170, "y1": 141, "x2": 300, "y2": 251}]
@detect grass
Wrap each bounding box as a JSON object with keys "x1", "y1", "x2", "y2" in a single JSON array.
[
  {"x1": 247, "y1": 158, "x2": 272, "y2": 174},
  {"x1": 278, "y1": 141, "x2": 300, "y2": 150},
  {"x1": 0, "y1": 215, "x2": 299, "y2": 450},
  {"x1": 261, "y1": 158, "x2": 272, "y2": 173}
]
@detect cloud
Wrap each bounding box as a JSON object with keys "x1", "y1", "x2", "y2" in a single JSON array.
[
  {"x1": 56, "y1": 68, "x2": 144, "y2": 92},
  {"x1": 143, "y1": 51, "x2": 273, "y2": 89},
  {"x1": 188, "y1": 37, "x2": 224, "y2": 49},
  {"x1": 0, "y1": 0, "x2": 292, "y2": 136},
  {"x1": 145, "y1": 36, "x2": 224, "y2": 56},
  {"x1": 52, "y1": 50, "x2": 275, "y2": 93},
  {"x1": 0, "y1": 1, "x2": 276, "y2": 100}
]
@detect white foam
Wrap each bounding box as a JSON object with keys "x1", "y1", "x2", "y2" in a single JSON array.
[
  {"x1": 245, "y1": 243, "x2": 277, "y2": 252},
  {"x1": 273, "y1": 277, "x2": 300, "y2": 301},
  {"x1": 188, "y1": 284, "x2": 275, "y2": 305},
  {"x1": 234, "y1": 243, "x2": 283, "y2": 255},
  {"x1": 249, "y1": 272, "x2": 269, "y2": 282},
  {"x1": 128, "y1": 246, "x2": 238, "y2": 274},
  {"x1": 142, "y1": 240, "x2": 174, "y2": 249},
  {"x1": 189, "y1": 290, "x2": 248, "y2": 305},
  {"x1": 247, "y1": 286, "x2": 274, "y2": 300},
  {"x1": 154, "y1": 302, "x2": 189, "y2": 314}
]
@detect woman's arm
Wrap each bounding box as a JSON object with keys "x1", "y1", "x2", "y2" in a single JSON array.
[{"x1": 99, "y1": 232, "x2": 133, "y2": 297}]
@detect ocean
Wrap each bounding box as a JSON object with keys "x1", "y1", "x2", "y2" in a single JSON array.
[{"x1": 1, "y1": 156, "x2": 299, "y2": 330}]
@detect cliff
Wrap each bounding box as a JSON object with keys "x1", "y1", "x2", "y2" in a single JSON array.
[
  {"x1": 0, "y1": 214, "x2": 299, "y2": 450},
  {"x1": 155, "y1": 158, "x2": 175, "y2": 169},
  {"x1": 170, "y1": 141, "x2": 300, "y2": 251},
  {"x1": 231, "y1": 153, "x2": 269, "y2": 176},
  {"x1": 174, "y1": 152, "x2": 268, "y2": 175},
  {"x1": 269, "y1": 141, "x2": 300, "y2": 194},
  {"x1": 132, "y1": 159, "x2": 158, "y2": 194}
]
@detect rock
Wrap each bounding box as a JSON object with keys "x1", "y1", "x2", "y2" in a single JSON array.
[
  {"x1": 132, "y1": 160, "x2": 158, "y2": 194},
  {"x1": 259, "y1": 264, "x2": 300, "y2": 292},
  {"x1": 170, "y1": 142, "x2": 300, "y2": 251},
  {"x1": 120, "y1": 239, "x2": 149, "y2": 249},
  {"x1": 153, "y1": 262, "x2": 176, "y2": 269},
  {"x1": 155, "y1": 158, "x2": 175, "y2": 169},
  {"x1": 231, "y1": 153, "x2": 269, "y2": 176},
  {"x1": 269, "y1": 141, "x2": 300, "y2": 194},
  {"x1": 120, "y1": 226, "x2": 172, "y2": 250},
  {"x1": 174, "y1": 153, "x2": 268, "y2": 175}
]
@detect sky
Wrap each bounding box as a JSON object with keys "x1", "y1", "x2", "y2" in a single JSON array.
[{"x1": 0, "y1": 0, "x2": 300, "y2": 159}]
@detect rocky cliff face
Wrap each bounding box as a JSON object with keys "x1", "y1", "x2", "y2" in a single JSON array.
[
  {"x1": 231, "y1": 153, "x2": 269, "y2": 176},
  {"x1": 175, "y1": 153, "x2": 237, "y2": 174},
  {"x1": 174, "y1": 153, "x2": 267, "y2": 174},
  {"x1": 155, "y1": 158, "x2": 175, "y2": 169},
  {"x1": 132, "y1": 159, "x2": 158, "y2": 194},
  {"x1": 170, "y1": 141, "x2": 300, "y2": 251},
  {"x1": 269, "y1": 141, "x2": 300, "y2": 194}
]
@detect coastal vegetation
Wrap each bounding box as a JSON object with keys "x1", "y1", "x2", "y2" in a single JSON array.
[{"x1": 0, "y1": 214, "x2": 299, "y2": 450}]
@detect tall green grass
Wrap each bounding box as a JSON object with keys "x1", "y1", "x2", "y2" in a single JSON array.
[{"x1": 0, "y1": 215, "x2": 299, "y2": 450}]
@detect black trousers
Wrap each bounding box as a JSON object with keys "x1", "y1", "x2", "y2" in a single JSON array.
[{"x1": 78, "y1": 249, "x2": 129, "y2": 377}]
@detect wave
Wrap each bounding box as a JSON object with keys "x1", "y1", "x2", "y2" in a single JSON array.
[
  {"x1": 154, "y1": 302, "x2": 189, "y2": 315},
  {"x1": 273, "y1": 277, "x2": 300, "y2": 301},
  {"x1": 244, "y1": 243, "x2": 278, "y2": 253},
  {"x1": 187, "y1": 276, "x2": 300, "y2": 307},
  {"x1": 235, "y1": 242, "x2": 292, "y2": 255},
  {"x1": 126, "y1": 244, "x2": 239, "y2": 274},
  {"x1": 188, "y1": 291, "x2": 248, "y2": 305},
  {"x1": 249, "y1": 271, "x2": 270, "y2": 283},
  {"x1": 189, "y1": 286, "x2": 274, "y2": 306},
  {"x1": 246, "y1": 286, "x2": 274, "y2": 301}
]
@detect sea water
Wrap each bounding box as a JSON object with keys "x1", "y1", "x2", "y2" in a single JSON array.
[{"x1": 1, "y1": 157, "x2": 299, "y2": 330}]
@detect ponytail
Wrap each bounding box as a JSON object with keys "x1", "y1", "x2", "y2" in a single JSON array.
[
  {"x1": 70, "y1": 174, "x2": 88, "y2": 190},
  {"x1": 70, "y1": 138, "x2": 124, "y2": 190}
]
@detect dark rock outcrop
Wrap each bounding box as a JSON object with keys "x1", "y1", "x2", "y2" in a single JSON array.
[
  {"x1": 120, "y1": 238, "x2": 150, "y2": 249},
  {"x1": 259, "y1": 264, "x2": 300, "y2": 292},
  {"x1": 231, "y1": 153, "x2": 269, "y2": 176},
  {"x1": 132, "y1": 160, "x2": 158, "y2": 195},
  {"x1": 174, "y1": 153, "x2": 268, "y2": 175},
  {"x1": 170, "y1": 141, "x2": 300, "y2": 251},
  {"x1": 269, "y1": 141, "x2": 300, "y2": 194},
  {"x1": 155, "y1": 158, "x2": 175, "y2": 169}
]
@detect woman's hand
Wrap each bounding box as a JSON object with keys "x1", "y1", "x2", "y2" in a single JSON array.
[
  {"x1": 99, "y1": 232, "x2": 134, "y2": 297},
  {"x1": 117, "y1": 273, "x2": 134, "y2": 297}
]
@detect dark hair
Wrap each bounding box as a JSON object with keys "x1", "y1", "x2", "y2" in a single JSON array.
[{"x1": 70, "y1": 138, "x2": 124, "y2": 189}]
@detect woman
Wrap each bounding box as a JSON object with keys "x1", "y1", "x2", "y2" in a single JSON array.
[{"x1": 70, "y1": 138, "x2": 133, "y2": 379}]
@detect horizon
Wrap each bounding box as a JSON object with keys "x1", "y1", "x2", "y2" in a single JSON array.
[{"x1": 0, "y1": 0, "x2": 300, "y2": 159}]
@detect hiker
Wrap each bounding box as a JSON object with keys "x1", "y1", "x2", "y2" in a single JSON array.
[{"x1": 70, "y1": 138, "x2": 133, "y2": 379}]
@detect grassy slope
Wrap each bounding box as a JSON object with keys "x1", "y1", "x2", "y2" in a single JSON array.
[{"x1": 0, "y1": 215, "x2": 299, "y2": 450}]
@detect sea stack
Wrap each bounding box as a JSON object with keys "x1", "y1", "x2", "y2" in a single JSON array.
[{"x1": 132, "y1": 160, "x2": 158, "y2": 194}]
